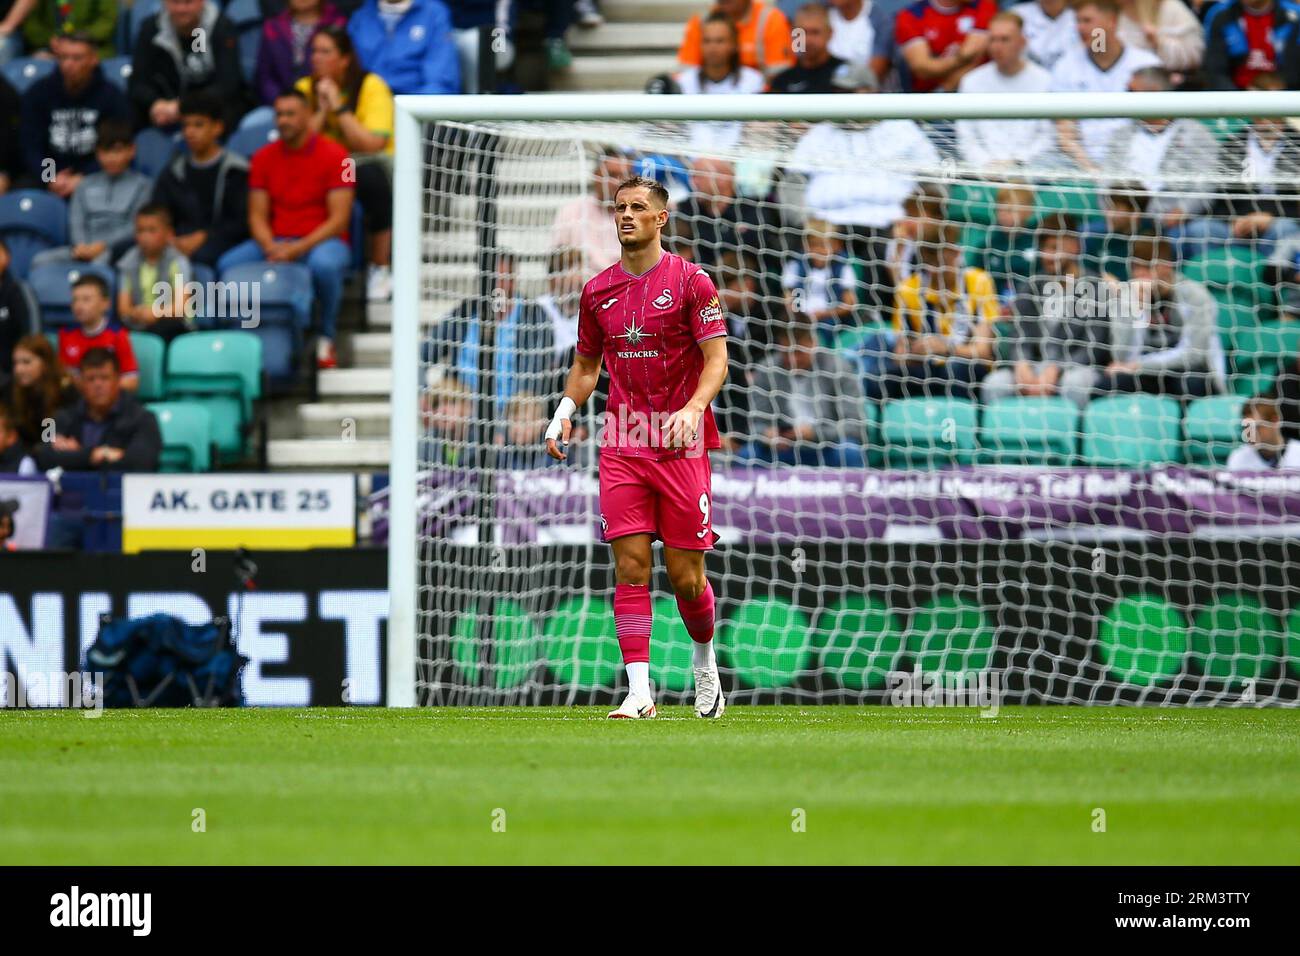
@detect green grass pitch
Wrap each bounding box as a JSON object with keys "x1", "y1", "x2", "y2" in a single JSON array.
[{"x1": 1, "y1": 707, "x2": 1297, "y2": 865}]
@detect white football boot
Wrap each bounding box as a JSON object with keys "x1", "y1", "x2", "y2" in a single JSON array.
[
  {"x1": 693, "y1": 662, "x2": 725, "y2": 719},
  {"x1": 607, "y1": 693, "x2": 657, "y2": 719}
]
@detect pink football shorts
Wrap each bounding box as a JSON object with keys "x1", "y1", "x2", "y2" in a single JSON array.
[{"x1": 598, "y1": 451, "x2": 718, "y2": 550}]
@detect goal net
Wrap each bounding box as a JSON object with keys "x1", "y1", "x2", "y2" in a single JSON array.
[{"x1": 387, "y1": 92, "x2": 1300, "y2": 708}]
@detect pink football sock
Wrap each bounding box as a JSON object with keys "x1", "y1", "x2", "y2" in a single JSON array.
[
  {"x1": 614, "y1": 583, "x2": 652, "y2": 664},
  {"x1": 676, "y1": 579, "x2": 716, "y2": 644}
]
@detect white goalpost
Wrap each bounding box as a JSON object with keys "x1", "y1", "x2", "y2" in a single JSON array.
[{"x1": 388, "y1": 90, "x2": 1300, "y2": 709}]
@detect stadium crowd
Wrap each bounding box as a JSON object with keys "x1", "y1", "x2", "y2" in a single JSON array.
[{"x1": 1, "y1": 0, "x2": 1300, "y2": 497}]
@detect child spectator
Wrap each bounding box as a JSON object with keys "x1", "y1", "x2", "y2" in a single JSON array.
[
  {"x1": 7, "y1": 334, "x2": 78, "y2": 447},
  {"x1": 858, "y1": 220, "x2": 999, "y2": 401},
  {"x1": 58, "y1": 272, "x2": 138, "y2": 389},
  {"x1": 117, "y1": 204, "x2": 193, "y2": 343},
  {"x1": 782, "y1": 217, "x2": 859, "y2": 345},
  {"x1": 981, "y1": 183, "x2": 1037, "y2": 301},
  {"x1": 33, "y1": 347, "x2": 160, "y2": 471},
  {"x1": 297, "y1": 25, "x2": 394, "y2": 301},
  {"x1": 1227, "y1": 396, "x2": 1300, "y2": 470},
  {"x1": 255, "y1": 0, "x2": 347, "y2": 105},
  {"x1": 31, "y1": 117, "x2": 152, "y2": 269},
  {"x1": 151, "y1": 90, "x2": 251, "y2": 269}
]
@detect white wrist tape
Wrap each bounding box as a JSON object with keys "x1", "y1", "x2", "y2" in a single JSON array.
[{"x1": 545, "y1": 397, "x2": 577, "y2": 443}]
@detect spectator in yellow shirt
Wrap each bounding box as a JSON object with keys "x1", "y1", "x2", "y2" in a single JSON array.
[
  {"x1": 296, "y1": 24, "x2": 395, "y2": 301},
  {"x1": 856, "y1": 221, "x2": 999, "y2": 401}
]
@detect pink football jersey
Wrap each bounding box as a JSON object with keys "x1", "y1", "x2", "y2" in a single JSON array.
[{"x1": 576, "y1": 251, "x2": 727, "y2": 460}]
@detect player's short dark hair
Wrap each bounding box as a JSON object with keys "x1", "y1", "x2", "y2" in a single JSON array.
[
  {"x1": 96, "y1": 118, "x2": 134, "y2": 150},
  {"x1": 179, "y1": 89, "x2": 226, "y2": 122},
  {"x1": 275, "y1": 86, "x2": 311, "y2": 106},
  {"x1": 615, "y1": 175, "x2": 669, "y2": 209},
  {"x1": 136, "y1": 202, "x2": 173, "y2": 228},
  {"x1": 71, "y1": 272, "x2": 110, "y2": 299},
  {"x1": 80, "y1": 347, "x2": 120, "y2": 374}
]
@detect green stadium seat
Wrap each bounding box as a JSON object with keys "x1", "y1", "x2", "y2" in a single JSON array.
[
  {"x1": 1181, "y1": 248, "x2": 1268, "y2": 309},
  {"x1": 1201, "y1": 116, "x2": 1250, "y2": 141},
  {"x1": 165, "y1": 331, "x2": 263, "y2": 463},
  {"x1": 881, "y1": 397, "x2": 978, "y2": 468},
  {"x1": 129, "y1": 331, "x2": 166, "y2": 402},
  {"x1": 1082, "y1": 395, "x2": 1183, "y2": 468},
  {"x1": 147, "y1": 401, "x2": 213, "y2": 472},
  {"x1": 1032, "y1": 180, "x2": 1100, "y2": 224},
  {"x1": 948, "y1": 182, "x2": 997, "y2": 226},
  {"x1": 979, "y1": 396, "x2": 1079, "y2": 465},
  {"x1": 1233, "y1": 320, "x2": 1300, "y2": 376},
  {"x1": 1183, "y1": 395, "x2": 1244, "y2": 468}
]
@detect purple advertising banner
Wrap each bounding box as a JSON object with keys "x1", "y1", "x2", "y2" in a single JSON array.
[{"x1": 370, "y1": 466, "x2": 1300, "y2": 546}]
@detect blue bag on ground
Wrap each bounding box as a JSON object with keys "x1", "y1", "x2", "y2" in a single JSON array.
[{"x1": 84, "y1": 613, "x2": 248, "y2": 707}]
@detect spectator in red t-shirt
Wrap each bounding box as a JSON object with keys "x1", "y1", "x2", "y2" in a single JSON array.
[
  {"x1": 58, "y1": 273, "x2": 139, "y2": 392},
  {"x1": 216, "y1": 87, "x2": 355, "y2": 369},
  {"x1": 895, "y1": 0, "x2": 997, "y2": 92}
]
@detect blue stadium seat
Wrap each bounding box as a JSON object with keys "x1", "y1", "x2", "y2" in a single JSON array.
[
  {"x1": 0, "y1": 190, "x2": 69, "y2": 278},
  {"x1": 16, "y1": 279, "x2": 42, "y2": 335},
  {"x1": 226, "y1": 118, "x2": 278, "y2": 160},
  {"x1": 2, "y1": 57, "x2": 55, "y2": 94},
  {"x1": 102, "y1": 55, "x2": 134, "y2": 92},
  {"x1": 216, "y1": 261, "x2": 312, "y2": 383},
  {"x1": 29, "y1": 261, "x2": 116, "y2": 328},
  {"x1": 129, "y1": 0, "x2": 163, "y2": 49},
  {"x1": 133, "y1": 127, "x2": 183, "y2": 179},
  {"x1": 224, "y1": 0, "x2": 264, "y2": 85},
  {"x1": 1082, "y1": 395, "x2": 1183, "y2": 468}
]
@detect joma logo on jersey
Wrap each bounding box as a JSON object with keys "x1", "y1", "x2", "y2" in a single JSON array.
[{"x1": 652, "y1": 289, "x2": 674, "y2": 309}]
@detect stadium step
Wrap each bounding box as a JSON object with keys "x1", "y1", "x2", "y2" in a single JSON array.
[
  {"x1": 317, "y1": 367, "x2": 391, "y2": 398},
  {"x1": 568, "y1": 22, "x2": 681, "y2": 53},
  {"x1": 298, "y1": 402, "x2": 392, "y2": 439},
  {"x1": 552, "y1": 54, "x2": 678, "y2": 93},
  {"x1": 266, "y1": 438, "x2": 391, "y2": 469},
  {"x1": 349, "y1": 332, "x2": 392, "y2": 368},
  {"x1": 602, "y1": 0, "x2": 702, "y2": 25}
]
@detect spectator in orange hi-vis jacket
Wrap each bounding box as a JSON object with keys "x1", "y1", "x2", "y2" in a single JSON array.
[{"x1": 677, "y1": 0, "x2": 795, "y2": 80}]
